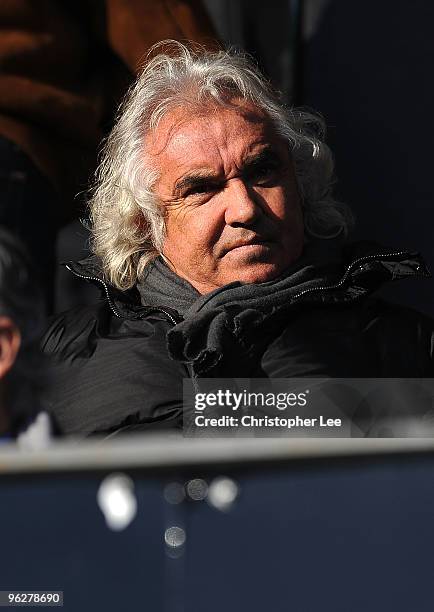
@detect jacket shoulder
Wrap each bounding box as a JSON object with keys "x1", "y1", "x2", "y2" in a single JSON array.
[
  {"x1": 263, "y1": 297, "x2": 434, "y2": 378},
  {"x1": 41, "y1": 304, "x2": 187, "y2": 436},
  {"x1": 42, "y1": 303, "x2": 111, "y2": 356},
  {"x1": 369, "y1": 299, "x2": 434, "y2": 370}
]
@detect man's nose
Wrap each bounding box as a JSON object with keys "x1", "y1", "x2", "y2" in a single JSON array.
[{"x1": 224, "y1": 178, "x2": 261, "y2": 226}]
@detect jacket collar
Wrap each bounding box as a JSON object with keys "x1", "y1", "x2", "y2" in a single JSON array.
[{"x1": 64, "y1": 241, "x2": 430, "y2": 321}]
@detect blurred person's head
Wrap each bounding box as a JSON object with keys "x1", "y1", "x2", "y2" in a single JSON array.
[
  {"x1": 89, "y1": 41, "x2": 352, "y2": 294},
  {"x1": 0, "y1": 228, "x2": 45, "y2": 436}
]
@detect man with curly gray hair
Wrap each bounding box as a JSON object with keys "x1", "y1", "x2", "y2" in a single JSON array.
[
  {"x1": 89, "y1": 41, "x2": 350, "y2": 292},
  {"x1": 43, "y1": 41, "x2": 433, "y2": 437}
]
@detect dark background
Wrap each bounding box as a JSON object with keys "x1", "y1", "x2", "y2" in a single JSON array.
[{"x1": 302, "y1": 0, "x2": 434, "y2": 315}]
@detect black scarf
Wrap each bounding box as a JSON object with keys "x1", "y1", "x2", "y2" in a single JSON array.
[
  {"x1": 136, "y1": 243, "x2": 427, "y2": 377},
  {"x1": 137, "y1": 256, "x2": 200, "y2": 316}
]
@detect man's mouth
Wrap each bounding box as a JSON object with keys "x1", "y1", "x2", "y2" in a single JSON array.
[{"x1": 222, "y1": 237, "x2": 274, "y2": 256}]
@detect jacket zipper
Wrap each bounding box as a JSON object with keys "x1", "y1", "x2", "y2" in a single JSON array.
[
  {"x1": 65, "y1": 264, "x2": 183, "y2": 324},
  {"x1": 155, "y1": 308, "x2": 182, "y2": 325},
  {"x1": 67, "y1": 249, "x2": 416, "y2": 320},
  {"x1": 290, "y1": 250, "x2": 414, "y2": 302},
  {"x1": 65, "y1": 265, "x2": 122, "y2": 317}
]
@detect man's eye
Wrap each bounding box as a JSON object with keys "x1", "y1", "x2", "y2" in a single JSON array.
[
  {"x1": 185, "y1": 186, "x2": 207, "y2": 196},
  {"x1": 184, "y1": 183, "x2": 219, "y2": 197},
  {"x1": 249, "y1": 164, "x2": 279, "y2": 184}
]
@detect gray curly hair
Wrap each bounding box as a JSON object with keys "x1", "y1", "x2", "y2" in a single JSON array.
[{"x1": 89, "y1": 40, "x2": 352, "y2": 290}]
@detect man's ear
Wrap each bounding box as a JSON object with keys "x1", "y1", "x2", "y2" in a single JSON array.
[{"x1": 0, "y1": 317, "x2": 21, "y2": 380}]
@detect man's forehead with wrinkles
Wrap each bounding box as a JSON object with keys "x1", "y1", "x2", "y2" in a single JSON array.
[{"x1": 143, "y1": 100, "x2": 287, "y2": 199}]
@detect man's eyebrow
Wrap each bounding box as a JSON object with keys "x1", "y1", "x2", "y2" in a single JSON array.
[
  {"x1": 242, "y1": 146, "x2": 282, "y2": 170},
  {"x1": 174, "y1": 171, "x2": 221, "y2": 196},
  {"x1": 173, "y1": 147, "x2": 283, "y2": 195}
]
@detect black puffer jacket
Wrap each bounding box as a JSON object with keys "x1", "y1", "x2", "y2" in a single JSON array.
[{"x1": 42, "y1": 242, "x2": 434, "y2": 436}]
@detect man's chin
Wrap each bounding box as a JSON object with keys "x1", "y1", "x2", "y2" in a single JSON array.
[{"x1": 222, "y1": 262, "x2": 284, "y2": 286}]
